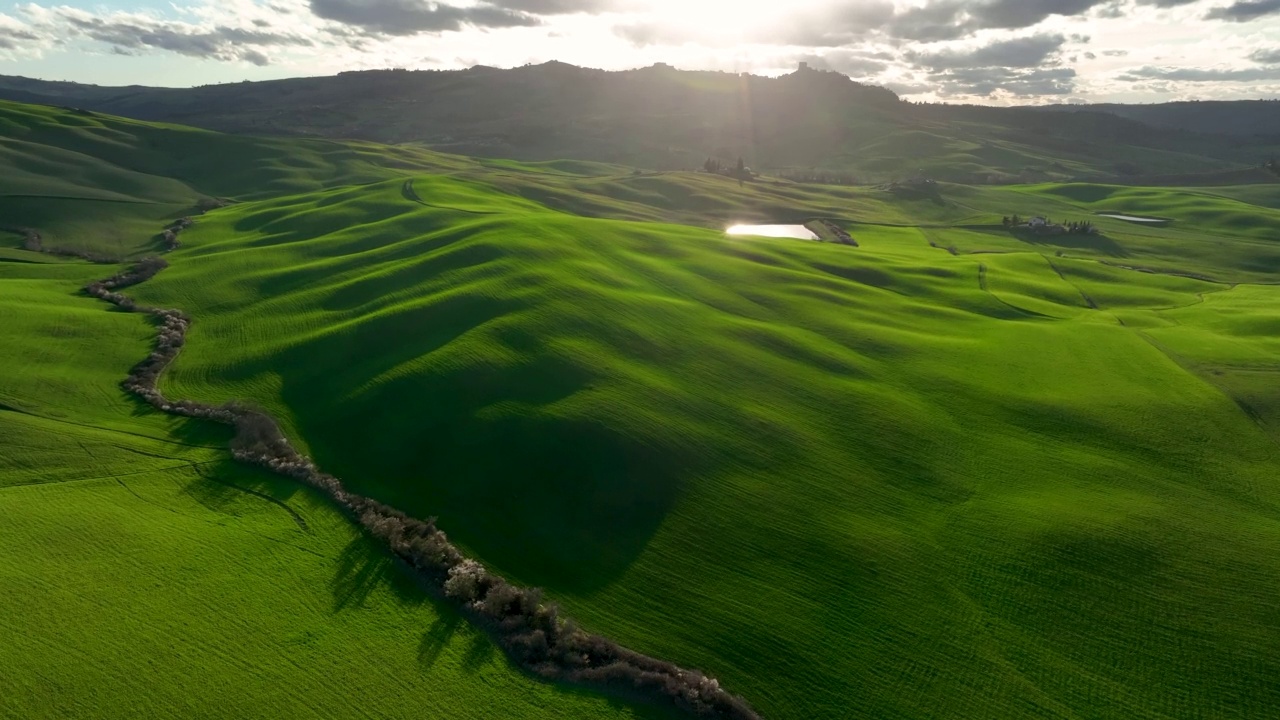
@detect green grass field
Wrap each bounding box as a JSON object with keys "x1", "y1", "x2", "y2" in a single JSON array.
[
  {"x1": 5, "y1": 100, "x2": 1280, "y2": 719},
  {"x1": 0, "y1": 259, "x2": 659, "y2": 720}
]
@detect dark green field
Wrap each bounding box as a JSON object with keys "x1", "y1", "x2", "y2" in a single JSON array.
[{"x1": 4, "y1": 99, "x2": 1280, "y2": 719}]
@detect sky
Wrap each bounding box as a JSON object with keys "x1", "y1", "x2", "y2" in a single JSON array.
[{"x1": 1, "y1": 0, "x2": 1280, "y2": 103}]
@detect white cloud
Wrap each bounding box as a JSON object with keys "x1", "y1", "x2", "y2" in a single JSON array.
[
  {"x1": 4, "y1": 0, "x2": 1280, "y2": 103},
  {"x1": 0, "y1": 11, "x2": 54, "y2": 57}
]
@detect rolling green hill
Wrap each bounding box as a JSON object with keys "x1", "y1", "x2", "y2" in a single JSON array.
[
  {"x1": 0, "y1": 100, "x2": 469, "y2": 257},
  {"x1": 0, "y1": 258, "x2": 657, "y2": 720},
  {"x1": 133, "y1": 177, "x2": 1280, "y2": 718},
  {"x1": 5, "y1": 100, "x2": 1280, "y2": 719}
]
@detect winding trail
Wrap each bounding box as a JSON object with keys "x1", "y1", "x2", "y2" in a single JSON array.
[{"x1": 38, "y1": 218, "x2": 760, "y2": 720}]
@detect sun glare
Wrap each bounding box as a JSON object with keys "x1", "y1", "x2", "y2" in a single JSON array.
[{"x1": 637, "y1": 0, "x2": 804, "y2": 37}]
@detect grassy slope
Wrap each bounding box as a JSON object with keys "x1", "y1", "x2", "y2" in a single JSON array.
[
  {"x1": 0, "y1": 100, "x2": 470, "y2": 257},
  {"x1": 127, "y1": 166, "x2": 1280, "y2": 719},
  {"x1": 0, "y1": 184, "x2": 655, "y2": 718},
  {"x1": 7, "y1": 101, "x2": 1280, "y2": 718}
]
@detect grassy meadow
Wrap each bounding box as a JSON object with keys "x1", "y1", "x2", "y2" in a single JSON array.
[
  {"x1": 5, "y1": 100, "x2": 1280, "y2": 719},
  {"x1": 0, "y1": 107, "x2": 661, "y2": 720}
]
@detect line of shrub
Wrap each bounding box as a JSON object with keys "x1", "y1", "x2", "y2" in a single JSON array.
[
  {"x1": 2, "y1": 225, "x2": 124, "y2": 263},
  {"x1": 815, "y1": 220, "x2": 857, "y2": 246},
  {"x1": 161, "y1": 218, "x2": 194, "y2": 252},
  {"x1": 65, "y1": 231, "x2": 762, "y2": 720}
]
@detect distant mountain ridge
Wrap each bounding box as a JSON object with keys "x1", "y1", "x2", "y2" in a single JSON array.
[
  {"x1": 2, "y1": 62, "x2": 1277, "y2": 184},
  {"x1": 1039, "y1": 100, "x2": 1280, "y2": 138}
]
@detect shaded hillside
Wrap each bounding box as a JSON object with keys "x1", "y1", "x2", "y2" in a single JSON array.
[
  {"x1": 1041, "y1": 100, "x2": 1280, "y2": 139},
  {"x1": 0, "y1": 99, "x2": 468, "y2": 256},
  {"x1": 1, "y1": 63, "x2": 1274, "y2": 183}
]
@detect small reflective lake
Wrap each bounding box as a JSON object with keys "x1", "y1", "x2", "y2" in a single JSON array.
[
  {"x1": 1097, "y1": 213, "x2": 1168, "y2": 224},
  {"x1": 726, "y1": 224, "x2": 818, "y2": 240}
]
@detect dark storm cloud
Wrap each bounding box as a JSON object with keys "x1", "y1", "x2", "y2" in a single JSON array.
[
  {"x1": 906, "y1": 33, "x2": 1068, "y2": 70},
  {"x1": 885, "y1": 2, "x2": 972, "y2": 41},
  {"x1": 309, "y1": 0, "x2": 540, "y2": 36},
  {"x1": 795, "y1": 51, "x2": 888, "y2": 77},
  {"x1": 1250, "y1": 47, "x2": 1280, "y2": 63},
  {"x1": 1206, "y1": 0, "x2": 1280, "y2": 20},
  {"x1": 1120, "y1": 64, "x2": 1280, "y2": 80},
  {"x1": 903, "y1": 33, "x2": 1076, "y2": 97},
  {"x1": 886, "y1": 0, "x2": 1111, "y2": 41},
  {"x1": 0, "y1": 25, "x2": 39, "y2": 50},
  {"x1": 935, "y1": 65, "x2": 1077, "y2": 95},
  {"x1": 56, "y1": 12, "x2": 312, "y2": 64},
  {"x1": 615, "y1": 1, "x2": 895, "y2": 49},
  {"x1": 619, "y1": 0, "x2": 1111, "y2": 48}
]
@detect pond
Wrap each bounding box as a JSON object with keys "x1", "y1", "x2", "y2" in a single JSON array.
[
  {"x1": 725, "y1": 224, "x2": 818, "y2": 240},
  {"x1": 1097, "y1": 213, "x2": 1169, "y2": 224}
]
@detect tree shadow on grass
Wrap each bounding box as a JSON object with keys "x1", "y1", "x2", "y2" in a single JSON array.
[
  {"x1": 329, "y1": 536, "x2": 429, "y2": 613},
  {"x1": 462, "y1": 632, "x2": 496, "y2": 671},
  {"x1": 183, "y1": 456, "x2": 312, "y2": 530},
  {"x1": 327, "y1": 529, "x2": 684, "y2": 717},
  {"x1": 418, "y1": 613, "x2": 462, "y2": 668}
]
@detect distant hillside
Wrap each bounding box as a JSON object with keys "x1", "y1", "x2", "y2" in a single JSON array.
[
  {"x1": 1040, "y1": 100, "x2": 1280, "y2": 138},
  {"x1": 2, "y1": 63, "x2": 1277, "y2": 184}
]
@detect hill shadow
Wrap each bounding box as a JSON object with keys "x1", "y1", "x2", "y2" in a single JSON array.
[
  {"x1": 226, "y1": 294, "x2": 690, "y2": 594},
  {"x1": 1013, "y1": 229, "x2": 1129, "y2": 257},
  {"x1": 291, "y1": 355, "x2": 688, "y2": 595}
]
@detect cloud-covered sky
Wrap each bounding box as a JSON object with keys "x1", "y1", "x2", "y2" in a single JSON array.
[{"x1": 1, "y1": 0, "x2": 1279, "y2": 103}]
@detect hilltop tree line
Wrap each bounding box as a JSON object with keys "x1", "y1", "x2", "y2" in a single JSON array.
[
  {"x1": 779, "y1": 170, "x2": 861, "y2": 186},
  {"x1": 1003, "y1": 215, "x2": 1098, "y2": 236},
  {"x1": 702, "y1": 157, "x2": 754, "y2": 183}
]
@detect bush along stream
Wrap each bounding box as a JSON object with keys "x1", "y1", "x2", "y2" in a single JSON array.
[{"x1": 58, "y1": 220, "x2": 762, "y2": 720}]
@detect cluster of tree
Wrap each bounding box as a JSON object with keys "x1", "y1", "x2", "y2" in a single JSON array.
[
  {"x1": 702, "y1": 157, "x2": 753, "y2": 183},
  {"x1": 84, "y1": 257, "x2": 169, "y2": 313},
  {"x1": 928, "y1": 239, "x2": 959, "y2": 256},
  {"x1": 160, "y1": 218, "x2": 193, "y2": 252},
  {"x1": 780, "y1": 170, "x2": 861, "y2": 186},
  {"x1": 16, "y1": 226, "x2": 41, "y2": 252},
  {"x1": 6, "y1": 225, "x2": 121, "y2": 264},
  {"x1": 196, "y1": 198, "x2": 229, "y2": 213},
  {"x1": 48, "y1": 223, "x2": 761, "y2": 720},
  {"x1": 814, "y1": 220, "x2": 858, "y2": 246},
  {"x1": 1002, "y1": 215, "x2": 1098, "y2": 236}
]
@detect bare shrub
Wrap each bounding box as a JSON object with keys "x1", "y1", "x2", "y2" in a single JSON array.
[{"x1": 444, "y1": 559, "x2": 489, "y2": 604}]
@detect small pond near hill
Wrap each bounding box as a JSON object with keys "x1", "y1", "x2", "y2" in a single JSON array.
[
  {"x1": 726, "y1": 224, "x2": 819, "y2": 240},
  {"x1": 1097, "y1": 213, "x2": 1169, "y2": 225}
]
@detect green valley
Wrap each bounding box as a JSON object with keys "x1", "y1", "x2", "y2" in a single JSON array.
[{"x1": 3, "y1": 97, "x2": 1280, "y2": 720}]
